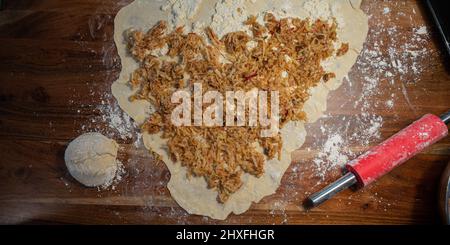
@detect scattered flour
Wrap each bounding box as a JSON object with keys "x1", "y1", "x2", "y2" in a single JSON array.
[
  {"x1": 313, "y1": 134, "x2": 349, "y2": 179},
  {"x1": 308, "y1": 1, "x2": 431, "y2": 182},
  {"x1": 75, "y1": 82, "x2": 137, "y2": 141},
  {"x1": 162, "y1": 0, "x2": 203, "y2": 28},
  {"x1": 385, "y1": 99, "x2": 394, "y2": 109},
  {"x1": 210, "y1": 0, "x2": 250, "y2": 37},
  {"x1": 415, "y1": 26, "x2": 428, "y2": 35},
  {"x1": 182, "y1": 0, "x2": 347, "y2": 39},
  {"x1": 304, "y1": 0, "x2": 332, "y2": 19},
  {"x1": 99, "y1": 98, "x2": 135, "y2": 140}
]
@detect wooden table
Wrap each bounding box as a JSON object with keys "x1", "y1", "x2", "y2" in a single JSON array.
[{"x1": 0, "y1": 0, "x2": 449, "y2": 224}]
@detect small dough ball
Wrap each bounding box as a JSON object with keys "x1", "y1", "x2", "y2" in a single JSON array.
[{"x1": 64, "y1": 132, "x2": 119, "y2": 187}]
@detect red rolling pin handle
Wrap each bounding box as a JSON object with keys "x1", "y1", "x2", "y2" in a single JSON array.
[{"x1": 346, "y1": 114, "x2": 449, "y2": 187}]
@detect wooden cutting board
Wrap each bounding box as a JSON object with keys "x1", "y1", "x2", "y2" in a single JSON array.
[{"x1": 0, "y1": 0, "x2": 449, "y2": 224}]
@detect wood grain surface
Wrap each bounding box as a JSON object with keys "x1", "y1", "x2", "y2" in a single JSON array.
[{"x1": 0, "y1": 0, "x2": 449, "y2": 224}]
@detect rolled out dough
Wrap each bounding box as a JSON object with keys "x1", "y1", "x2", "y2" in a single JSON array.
[{"x1": 112, "y1": 0, "x2": 368, "y2": 220}]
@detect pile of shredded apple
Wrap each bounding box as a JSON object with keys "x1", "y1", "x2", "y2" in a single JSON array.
[{"x1": 126, "y1": 13, "x2": 347, "y2": 203}]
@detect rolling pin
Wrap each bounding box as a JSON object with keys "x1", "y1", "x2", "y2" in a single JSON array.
[{"x1": 306, "y1": 110, "x2": 450, "y2": 208}]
